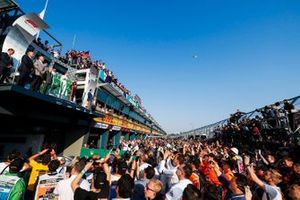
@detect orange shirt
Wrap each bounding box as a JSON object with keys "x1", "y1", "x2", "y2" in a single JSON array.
[
  {"x1": 223, "y1": 169, "x2": 234, "y2": 181},
  {"x1": 200, "y1": 162, "x2": 222, "y2": 186},
  {"x1": 190, "y1": 172, "x2": 200, "y2": 189}
]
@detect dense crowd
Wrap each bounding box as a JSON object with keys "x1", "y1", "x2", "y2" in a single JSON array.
[
  {"x1": 58, "y1": 47, "x2": 137, "y2": 101},
  {"x1": 1, "y1": 122, "x2": 299, "y2": 200},
  {"x1": 214, "y1": 99, "x2": 299, "y2": 149},
  {"x1": 1, "y1": 51, "x2": 300, "y2": 200}
]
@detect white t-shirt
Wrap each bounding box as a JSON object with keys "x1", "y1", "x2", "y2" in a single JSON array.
[
  {"x1": 111, "y1": 174, "x2": 121, "y2": 183},
  {"x1": 54, "y1": 174, "x2": 90, "y2": 200},
  {"x1": 35, "y1": 172, "x2": 64, "y2": 200},
  {"x1": 166, "y1": 179, "x2": 192, "y2": 200},
  {"x1": 138, "y1": 163, "x2": 151, "y2": 179},
  {"x1": 158, "y1": 159, "x2": 179, "y2": 187},
  {"x1": 262, "y1": 183, "x2": 282, "y2": 200}
]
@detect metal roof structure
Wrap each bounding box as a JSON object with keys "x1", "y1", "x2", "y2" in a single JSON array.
[{"x1": 0, "y1": 0, "x2": 18, "y2": 13}]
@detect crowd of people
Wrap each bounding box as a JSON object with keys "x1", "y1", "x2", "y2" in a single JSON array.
[
  {"x1": 0, "y1": 120, "x2": 299, "y2": 200},
  {"x1": 34, "y1": 38, "x2": 51, "y2": 53},
  {"x1": 1, "y1": 38, "x2": 147, "y2": 115},
  {"x1": 0, "y1": 48, "x2": 76, "y2": 100},
  {"x1": 214, "y1": 99, "x2": 299, "y2": 148},
  {"x1": 0, "y1": 46, "x2": 142, "y2": 109},
  {"x1": 59, "y1": 48, "x2": 138, "y2": 103},
  {"x1": 2, "y1": 48, "x2": 300, "y2": 200}
]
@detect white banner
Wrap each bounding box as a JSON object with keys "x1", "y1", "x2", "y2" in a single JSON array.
[
  {"x1": 112, "y1": 126, "x2": 121, "y2": 131},
  {"x1": 93, "y1": 123, "x2": 109, "y2": 129}
]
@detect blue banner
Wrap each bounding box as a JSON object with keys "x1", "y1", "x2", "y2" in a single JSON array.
[{"x1": 98, "y1": 70, "x2": 107, "y2": 82}]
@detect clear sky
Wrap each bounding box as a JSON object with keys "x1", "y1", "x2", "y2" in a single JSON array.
[{"x1": 19, "y1": 0, "x2": 300, "y2": 133}]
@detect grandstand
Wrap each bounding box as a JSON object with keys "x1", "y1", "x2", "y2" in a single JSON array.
[{"x1": 0, "y1": 1, "x2": 165, "y2": 158}]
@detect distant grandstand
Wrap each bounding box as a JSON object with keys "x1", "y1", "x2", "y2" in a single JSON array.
[{"x1": 175, "y1": 95, "x2": 300, "y2": 139}]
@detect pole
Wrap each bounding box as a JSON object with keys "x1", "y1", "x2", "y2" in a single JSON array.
[
  {"x1": 72, "y1": 34, "x2": 76, "y2": 50},
  {"x1": 36, "y1": 0, "x2": 49, "y2": 39}
]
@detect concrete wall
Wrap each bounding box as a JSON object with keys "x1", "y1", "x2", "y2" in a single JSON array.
[{"x1": 62, "y1": 126, "x2": 89, "y2": 156}]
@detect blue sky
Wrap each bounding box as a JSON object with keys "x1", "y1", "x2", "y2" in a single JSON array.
[{"x1": 19, "y1": 0, "x2": 300, "y2": 133}]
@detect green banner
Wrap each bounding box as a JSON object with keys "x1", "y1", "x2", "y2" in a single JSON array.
[{"x1": 80, "y1": 148, "x2": 127, "y2": 158}]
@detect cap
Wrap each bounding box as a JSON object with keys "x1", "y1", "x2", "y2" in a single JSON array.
[{"x1": 230, "y1": 147, "x2": 239, "y2": 155}]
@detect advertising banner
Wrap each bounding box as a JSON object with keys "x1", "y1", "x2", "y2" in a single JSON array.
[
  {"x1": 126, "y1": 95, "x2": 138, "y2": 108},
  {"x1": 93, "y1": 122, "x2": 109, "y2": 129},
  {"x1": 98, "y1": 70, "x2": 107, "y2": 82},
  {"x1": 112, "y1": 126, "x2": 121, "y2": 131},
  {"x1": 94, "y1": 114, "x2": 151, "y2": 133}
]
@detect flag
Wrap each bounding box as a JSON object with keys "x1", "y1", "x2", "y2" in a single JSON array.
[
  {"x1": 36, "y1": 0, "x2": 49, "y2": 39},
  {"x1": 39, "y1": 0, "x2": 49, "y2": 20}
]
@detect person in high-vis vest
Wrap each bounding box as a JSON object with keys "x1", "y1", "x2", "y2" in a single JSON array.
[{"x1": 0, "y1": 158, "x2": 26, "y2": 200}]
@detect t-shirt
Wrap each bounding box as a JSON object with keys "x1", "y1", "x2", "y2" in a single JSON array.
[
  {"x1": 54, "y1": 175, "x2": 90, "y2": 200},
  {"x1": 74, "y1": 186, "x2": 109, "y2": 200},
  {"x1": 189, "y1": 172, "x2": 200, "y2": 189},
  {"x1": 27, "y1": 160, "x2": 48, "y2": 191},
  {"x1": 132, "y1": 179, "x2": 149, "y2": 200},
  {"x1": 165, "y1": 179, "x2": 192, "y2": 200},
  {"x1": 138, "y1": 163, "x2": 151, "y2": 180},
  {"x1": 158, "y1": 159, "x2": 178, "y2": 193},
  {"x1": 228, "y1": 195, "x2": 245, "y2": 200},
  {"x1": 262, "y1": 183, "x2": 282, "y2": 200}
]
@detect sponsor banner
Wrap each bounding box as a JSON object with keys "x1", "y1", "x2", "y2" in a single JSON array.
[
  {"x1": 94, "y1": 114, "x2": 151, "y2": 133},
  {"x1": 126, "y1": 94, "x2": 138, "y2": 107},
  {"x1": 98, "y1": 70, "x2": 107, "y2": 82},
  {"x1": 112, "y1": 126, "x2": 121, "y2": 131},
  {"x1": 93, "y1": 122, "x2": 109, "y2": 129}
]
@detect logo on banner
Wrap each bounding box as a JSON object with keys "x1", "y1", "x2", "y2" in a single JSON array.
[
  {"x1": 112, "y1": 126, "x2": 121, "y2": 131},
  {"x1": 94, "y1": 123, "x2": 109, "y2": 129},
  {"x1": 25, "y1": 19, "x2": 38, "y2": 29}
]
